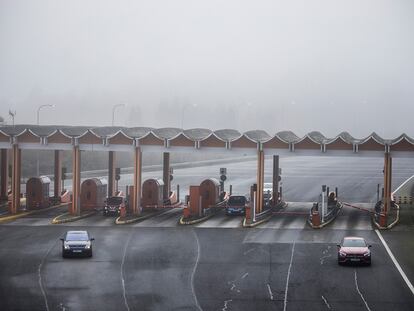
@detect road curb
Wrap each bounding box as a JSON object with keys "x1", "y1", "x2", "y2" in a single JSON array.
[
  {"x1": 242, "y1": 201, "x2": 287, "y2": 228},
  {"x1": 0, "y1": 203, "x2": 68, "y2": 223},
  {"x1": 52, "y1": 210, "x2": 97, "y2": 224},
  {"x1": 179, "y1": 212, "x2": 217, "y2": 225},
  {"x1": 307, "y1": 203, "x2": 343, "y2": 229},
  {"x1": 115, "y1": 209, "x2": 168, "y2": 225},
  {"x1": 372, "y1": 204, "x2": 400, "y2": 230},
  {"x1": 242, "y1": 213, "x2": 273, "y2": 228}
]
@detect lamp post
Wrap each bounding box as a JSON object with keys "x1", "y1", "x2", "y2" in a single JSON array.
[
  {"x1": 36, "y1": 104, "x2": 55, "y2": 176},
  {"x1": 37, "y1": 104, "x2": 55, "y2": 125},
  {"x1": 180, "y1": 103, "x2": 197, "y2": 129},
  {"x1": 112, "y1": 103, "x2": 126, "y2": 126}
]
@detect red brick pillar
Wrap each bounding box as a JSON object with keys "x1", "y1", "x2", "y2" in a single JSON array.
[
  {"x1": 71, "y1": 146, "x2": 81, "y2": 215},
  {"x1": 10, "y1": 144, "x2": 21, "y2": 214},
  {"x1": 54, "y1": 150, "x2": 62, "y2": 199},
  {"x1": 189, "y1": 186, "x2": 201, "y2": 217},
  {"x1": 108, "y1": 151, "x2": 116, "y2": 197},
  {"x1": 0, "y1": 149, "x2": 8, "y2": 201},
  {"x1": 132, "y1": 147, "x2": 142, "y2": 215}
]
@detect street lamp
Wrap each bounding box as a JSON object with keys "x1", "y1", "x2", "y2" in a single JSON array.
[
  {"x1": 37, "y1": 104, "x2": 55, "y2": 125},
  {"x1": 112, "y1": 103, "x2": 126, "y2": 126},
  {"x1": 36, "y1": 104, "x2": 55, "y2": 176},
  {"x1": 180, "y1": 103, "x2": 197, "y2": 129}
]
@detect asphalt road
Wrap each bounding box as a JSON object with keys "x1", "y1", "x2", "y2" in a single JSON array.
[{"x1": 1, "y1": 156, "x2": 414, "y2": 311}]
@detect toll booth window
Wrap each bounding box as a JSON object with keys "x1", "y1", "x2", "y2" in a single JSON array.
[
  {"x1": 32, "y1": 191, "x2": 36, "y2": 198},
  {"x1": 87, "y1": 191, "x2": 91, "y2": 200},
  {"x1": 205, "y1": 191, "x2": 209, "y2": 200},
  {"x1": 148, "y1": 191, "x2": 152, "y2": 199}
]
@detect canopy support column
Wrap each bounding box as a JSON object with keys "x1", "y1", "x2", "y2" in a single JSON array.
[
  {"x1": 163, "y1": 152, "x2": 170, "y2": 202},
  {"x1": 108, "y1": 151, "x2": 116, "y2": 197},
  {"x1": 0, "y1": 149, "x2": 8, "y2": 201},
  {"x1": 132, "y1": 147, "x2": 142, "y2": 215},
  {"x1": 272, "y1": 155, "x2": 280, "y2": 206},
  {"x1": 71, "y1": 146, "x2": 81, "y2": 216},
  {"x1": 54, "y1": 150, "x2": 62, "y2": 199},
  {"x1": 10, "y1": 145, "x2": 21, "y2": 214},
  {"x1": 256, "y1": 150, "x2": 264, "y2": 213}
]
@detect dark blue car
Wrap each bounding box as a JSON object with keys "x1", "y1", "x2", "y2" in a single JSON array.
[{"x1": 226, "y1": 195, "x2": 247, "y2": 216}]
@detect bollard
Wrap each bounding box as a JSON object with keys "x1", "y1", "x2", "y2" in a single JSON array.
[
  {"x1": 379, "y1": 213, "x2": 387, "y2": 227},
  {"x1": 327, "y1": 187, "x2": 330, "y2": 199},
  {"x1": 120, "y1": 205, "x2": 126, "y2": 218},
  {"x1": 229, "y1": 185, "x2": 232, "y2": 195},
  {"x1": 183, "y1": 206, "x2": 190, "y2": 218},
  {"x1": 245, "y1": 206, "x2": 252, "y2": 224},
  {"x1": 335, "y1": 187, "x2": 338, "y2": 198},
  {"x1": 312, "y1": 210, "x2": 321, "y2": 227}
]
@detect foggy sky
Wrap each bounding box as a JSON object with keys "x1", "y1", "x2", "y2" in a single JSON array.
[{"x1": 1, "y1": 0, "x2": 413, "y2": 138}]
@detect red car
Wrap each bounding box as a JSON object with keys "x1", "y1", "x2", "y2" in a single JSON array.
[{"x1": 337, "y1": 237, "x2": 371, "y2": 265}]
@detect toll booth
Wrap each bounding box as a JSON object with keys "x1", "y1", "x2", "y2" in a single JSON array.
[
  {"x1": 26, "y1": 176, "x2": 51, "y2": 209},
  {"x1": 80, "y1": 178, "x2": 107, "y2": 210},
  {"x1": 200, "y1": 178, "x2": 221, "y2": 209},
  {"x1": 142, "y1": 178, "x2": 164, "y2": 208}
]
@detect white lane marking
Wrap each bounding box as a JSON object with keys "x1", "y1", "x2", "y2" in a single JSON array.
[
  {"x1": 267, "y1": 284, "x2": 274, "y2": 300},
  {"x1": 392, "y1": 174, "x2": 414, "y2": 195},
  {"x1": 191, "y1": 230, "x2": 202, "y2": 311},
  {"x1": 121, "y1": 232, "x2": 133, "y2": 311},
  {"x1": 38, "y1": 238, "x2": 59, "y2": 311},
  {"x1": 354, "y1": 270, "x2": 371, "y2": 311},
  {"x1": 241, "y1": 272, "x2": 249, "y2": 279},
  {"x1": 283, "y1": 241, "x2": 296, "y2": 311},
  {"x1": 221, "y1": 299, "x2": 232, "y2": 311},
  {"x1": 321, "y1": 295, "x2": 331, "y2": 310},
  {"x1": 375, "y1": 229, "x2": 414, "y2": 295}
]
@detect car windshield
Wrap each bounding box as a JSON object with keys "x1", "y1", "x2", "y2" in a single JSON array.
[
  {"x1": 107, "y1": 197, "x2": 123, "y2": 205},
  {"x1": 343, "y1": 239, "x2": 366, "y2": 247},
  {"x1": 228, "y1": 196, "x2": 246, "y2": 204},
  {"x1": 66, "y1": 232, "x2": 89, "y2": 241},
  {"x1": 263, "y1": 183, "x2": 272, "y2": 189}
]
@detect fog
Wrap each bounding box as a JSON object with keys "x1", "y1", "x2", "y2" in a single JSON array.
[{"x1": 1, "y1": 0, "x2": 413, "y2": 138}]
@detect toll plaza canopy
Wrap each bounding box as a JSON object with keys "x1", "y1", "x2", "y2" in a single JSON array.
[{"x1": 1, "y1": 125, "x2": 414, "y2": 157}]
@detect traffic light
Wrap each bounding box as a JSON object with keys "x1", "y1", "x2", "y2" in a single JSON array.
[{"x1": 115, "y1": 167, "x2": 121, "y2": 181}]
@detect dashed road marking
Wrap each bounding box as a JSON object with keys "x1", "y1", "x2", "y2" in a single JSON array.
[
  {"x1": 191, "y1": 229, "x2": 202, "y2": 311},
  {"x1": 267, "y1": 284, "x2": 274, "y2": 300},
  {"x1": 354, "y1": 270, "x2": 371, "y2": 311},
  {"x1": 38, "y1": 238, "x2": 59, "y2": 311},
  {"x1": 321, "y1": 295, "x2": 331, "y2": 310},
  {"x1": 221, "y1": 299, "x2": 232, "y2": 311},
  {"x1": 121, "y1": 232, "x2": 133, "y2": 311}
]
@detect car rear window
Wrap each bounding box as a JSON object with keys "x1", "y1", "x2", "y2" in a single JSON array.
[
  {"x1": 343, "y1": 239, "x2": 366, "y2": 247},
  {"x1": 66, "y1": 232, "x2": 89, "y2": 241},
  {"x1": 228, "y1": 196, "x2": 246, "y2": 205},
  {"x1": 107, "y1": 197, "x2": 123, "y2": 205}
]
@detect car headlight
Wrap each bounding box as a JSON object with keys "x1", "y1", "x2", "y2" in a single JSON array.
[
  {"x1": 339, "y1": 251, "x2": 347, "y2": 257},
  {"x1": 85, "y1": 243, "x2": 91, "y2": 249},
  {"x1": 64, "y1": 243, "x2": 70, "y2": 249},
  {"x1": 363, "y1": 251, "x2": 371, "y2": 257}
]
